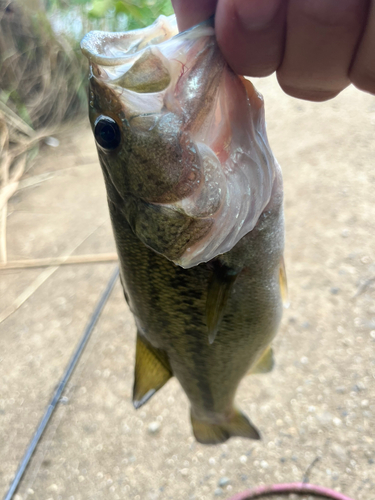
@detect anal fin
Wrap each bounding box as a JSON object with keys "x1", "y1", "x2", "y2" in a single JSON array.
[
  {"x1": 249, "y1": 346, "x2": 274, "y2": 374},
  {"x1": 279, "y1": 255, "x2": 289, "y2": 308},
  {"x1": 133, "y1": 331, "x2": 172, "y2": 409},
  {"x1": 206, "y1": 264, "x2": 238, "y2": 344},
  {"x1": 191, "y1": 409, "x2": 260, "y2": 445}
]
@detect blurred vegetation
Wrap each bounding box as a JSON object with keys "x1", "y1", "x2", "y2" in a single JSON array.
[
  {"x1": 48, "y1": 0, "x2": 173, "y2": 37},
  {"x1": 0, "y1": 1, "x2": 84, "y2": 130},
  {"x1": 0, "y1": 0, "x2": 174, "y2": 130},
  {"x1": 0, "y1": 0, "x2": 173, "y2": 262}
]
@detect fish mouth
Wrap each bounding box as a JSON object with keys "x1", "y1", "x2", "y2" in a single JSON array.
[
  {"x1": 80, "y1": 15, "x2": 178, "y2": 66},
  {"x1": 80, "y1": 15, "x2": 216, "y2": 100},
  {"x1": 82, "y1": 16, "x2": 278, "y2": 269}
]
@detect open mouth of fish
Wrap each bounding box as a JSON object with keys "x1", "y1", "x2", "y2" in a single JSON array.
[{"x1": 81, "y1": 15, "x2": 278, "y2": 268}]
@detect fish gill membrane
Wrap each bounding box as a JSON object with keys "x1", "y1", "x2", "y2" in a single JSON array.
[{"x1": 81, "y1": 15, "x2": 278, "y2": 268}]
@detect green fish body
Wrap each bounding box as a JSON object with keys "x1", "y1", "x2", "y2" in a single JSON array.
[{"x1": 81, "y1": 16, "x2": 286, "y2": 444}]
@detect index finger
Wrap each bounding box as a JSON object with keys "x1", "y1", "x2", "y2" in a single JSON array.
[
  {"x1": 215, "y1": 0, "x2": 286, "y2": 76},
  {"x1": 172, "y1": 0, "x2": 217, "y2": 31},
  {"x1": 172, "y1": 0, "x2": 286, "y2": 78}
]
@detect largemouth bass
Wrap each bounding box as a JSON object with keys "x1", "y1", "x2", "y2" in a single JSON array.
[{"x1": 81, "y1": 15, "x2": 286, "y2": 445}]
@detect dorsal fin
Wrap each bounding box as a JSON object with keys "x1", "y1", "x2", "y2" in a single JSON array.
[
  {"x1": 133, "y1": 332, "x2": 172, "y2": 409},
  {"x1": 206, "y1": 264, "x2": 238, "y2": 344}
]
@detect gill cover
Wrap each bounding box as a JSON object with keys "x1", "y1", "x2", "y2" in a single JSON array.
[{"x1": 82, "y1": 16, "x2": 278, "y2": 268}]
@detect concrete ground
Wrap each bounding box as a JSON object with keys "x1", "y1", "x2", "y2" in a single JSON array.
[{"x1": 0, "y1": 75, "x2": 374, "y2": 500}]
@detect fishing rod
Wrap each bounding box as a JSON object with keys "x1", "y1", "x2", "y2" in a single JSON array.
[{"x1": 3, "y1": 267, "x2": 119, "y2": 500}]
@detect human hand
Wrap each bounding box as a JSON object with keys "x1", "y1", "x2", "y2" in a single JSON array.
[{"x1": 172, "y1": 0, "x2": 375, "y2": 101}]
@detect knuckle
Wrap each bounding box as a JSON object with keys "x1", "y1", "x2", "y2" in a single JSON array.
[
  {"x1": 233, "y1": 58, "x2": 280, "y2": 78},
  {"x1": 351, "y1": 66, "x2": 375, "y2": 94},
  {"x1": 294, "y1": 0, "x2": 367, "y2": 29},
  {"x1": 277, "y1": 74, "x2": 342, "y2": 101},
  {"x1": 248, "y1": 65, "x2": 278, "y2": 78}
]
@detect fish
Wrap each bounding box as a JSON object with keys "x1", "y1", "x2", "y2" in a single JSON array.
[{"x1": 81, "y1": 15, "x2": 286, "y2": 445}]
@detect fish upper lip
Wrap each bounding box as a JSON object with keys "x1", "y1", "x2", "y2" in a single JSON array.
[
  {"x1": 81, "y1": 30, "x2": 141, "y2": 66},
  {"x1": 80, "y1": 15, "x2": 215, "y2": 66},
  {"x1": 80, "y1": 14, "x2": 178, "y2": 65}
]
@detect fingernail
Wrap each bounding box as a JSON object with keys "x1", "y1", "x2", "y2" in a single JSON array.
[{"x1": 235, "y1": 0, "x2": 281, "y2": 30}]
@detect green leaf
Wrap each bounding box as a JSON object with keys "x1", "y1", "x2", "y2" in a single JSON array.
[
  {"x1": 88, "y1": 0, "x2": 113, "y2": 19},
  {"x1": 115, "y1": 1, "x2": 145, "y2": 22}
]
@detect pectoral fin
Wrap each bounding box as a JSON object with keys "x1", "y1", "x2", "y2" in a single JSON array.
[
  {"x1": 133, "y1": 332, "x2": 172, "y2": 409},
  {"x1": 279, "y1": 256, "x2": 289, "y2": 308},
  {"x1": 249, "y1": 346, "x2": 274, "y2": 374},
  {"x1": 191, "y1": 409, "x2": 260, "y2": 445},
  {"x1": 206, "y1": 265, "x2": 238, "y2": 344}
]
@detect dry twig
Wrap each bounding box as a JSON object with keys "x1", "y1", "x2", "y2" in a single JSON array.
[{"x1": 0, "y1": 253, "x2": 118, "y2": 270}]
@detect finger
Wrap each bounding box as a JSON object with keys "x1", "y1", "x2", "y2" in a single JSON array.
[
  {"x1": 277, "y1": 0, "x2": 369, "y2": 101},
  {"x1": 172, "y1": 0, "x2": 217, "y2": 32},
  {"x1": 350, "y1": 0, "x2": 375, "y2": 94},
  {"x1": 215, "y1": 0, "x2": 286, "y2": 77}
]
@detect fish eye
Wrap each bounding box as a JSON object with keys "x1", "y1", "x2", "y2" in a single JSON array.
[{"x1": 94, "y1": 116, "x2": 121, "y2": 151}]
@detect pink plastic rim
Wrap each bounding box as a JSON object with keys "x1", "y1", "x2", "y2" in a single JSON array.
[{"x1": 226, "y1": 483, "x2": 355, "y2": 500}]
